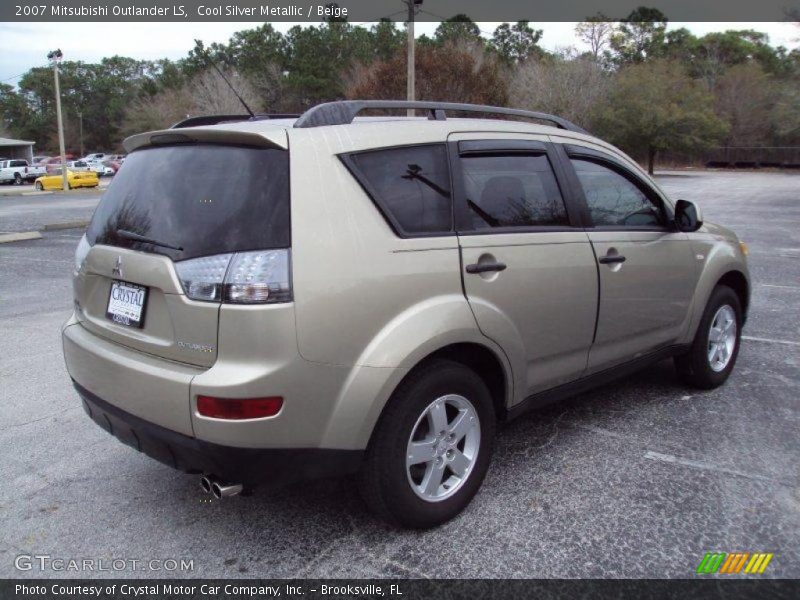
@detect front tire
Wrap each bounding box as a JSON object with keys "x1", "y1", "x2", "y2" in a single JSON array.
[
  {"x1": 34, "y1": 181, "x2": 43, "y2": 191},
  {"x1": 359, "y1": 359, "x2": 496, "y2": 529},
  {"x1": 675, "y1": 285, "x2": 742, "y2": 389}
]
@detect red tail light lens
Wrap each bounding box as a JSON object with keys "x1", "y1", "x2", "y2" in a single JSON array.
[{"x1": 197, "y1": 396, "x2": 283, "y2": 420}]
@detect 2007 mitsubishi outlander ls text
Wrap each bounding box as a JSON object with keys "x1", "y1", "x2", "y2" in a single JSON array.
[{"x1": 62, "y1": 101, "x2": 750, "y2": 528}]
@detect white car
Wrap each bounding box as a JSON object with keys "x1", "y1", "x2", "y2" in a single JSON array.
[
  {"x1": 67, "y1": 160, "x2": 92, "y2": 172},
  {"x1": 86, "y1": 160, "x2": 115, "y2": 177}
]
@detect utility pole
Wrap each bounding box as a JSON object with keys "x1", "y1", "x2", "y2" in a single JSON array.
[
  {"x1": 403, "y1": 0, "x2": 423, "y2": 116},
  {"x1": 47, "y1": 49, "x2": 68, "y2": 192},
  {"x1": 78, "y1": 112, "x2": 84, "y2": 158}
]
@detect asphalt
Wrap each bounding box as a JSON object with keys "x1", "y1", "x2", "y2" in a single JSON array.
[{"x1": 0, "y1": 170, "x2": 797, "y2": 579}]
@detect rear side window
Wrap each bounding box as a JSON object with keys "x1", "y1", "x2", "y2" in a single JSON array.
[
  {"x1": 10, "y1": 160, "x2": 26, "y2": 167},
  {"x1": 345, "y1": 144, "x2": 452, "y2": 235},
  {"x1": 87, "y1": 144, "x2": 290, "y2": 261},
  {"x1": 460, "y1": 154, "x2": 568, "y2": 229}
]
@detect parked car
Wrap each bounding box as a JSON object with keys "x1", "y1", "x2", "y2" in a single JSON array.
[
  {"x1": 62, "y1": 101, "x2": 750, "y2": 528},
  {"x1": 0, "y1": 159, "x2": 46, "y2": 184},
  {"x1": 102, "y1": 159, "x2": 122, "y2": 174},
  {"x1": 66, "y1": 160, "x2": 93, "y2": 172},
  {"x1": 35, "y1": 168, "x2": 99, "y2": 190},
  {"x1": 86, "y1": 160, "x2": 115, "y2": 177},
  {"x1": 82, "y1": 152, "x2": 108, "y2": 162}
]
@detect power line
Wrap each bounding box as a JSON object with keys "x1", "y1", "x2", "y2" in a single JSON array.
[{"x1": 0, "y1": 65, "x2": 48, "y2": 84}]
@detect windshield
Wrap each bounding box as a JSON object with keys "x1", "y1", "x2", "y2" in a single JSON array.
[{"x1": 86, "y1": 144, "x2": 290, "y2": 261}]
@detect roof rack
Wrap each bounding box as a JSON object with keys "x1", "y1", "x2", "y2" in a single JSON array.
[
  {"x1": 171, "y1": 113, "x2": 300, "y2": 129},
  {"x1": 292, "y1": 100, "x2": 588, "y2": 134}
]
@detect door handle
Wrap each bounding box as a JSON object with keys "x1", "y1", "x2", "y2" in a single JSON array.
[
  {"x1": 466, "y1": 262, "x2": 507, "y2": 274},
  {"x1": 598, "y1": 255, "x2": 626, "y2": 264}
]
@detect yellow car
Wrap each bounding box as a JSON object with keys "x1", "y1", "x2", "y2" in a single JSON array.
[{"x1": 34, "y1": 169, "x2": 99, "y2": 191}]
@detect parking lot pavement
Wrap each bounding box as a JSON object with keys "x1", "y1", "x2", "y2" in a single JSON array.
[
  {"x1": 0, "y1": 170, "x2": 797, "y2": 579},
  {"x1": 0, "y1": 190, "x2": 101, "y2": 234}
]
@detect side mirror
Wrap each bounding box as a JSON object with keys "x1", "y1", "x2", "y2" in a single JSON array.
[{"x1": 674, "y1": 199, "x2": 703, "y2": 232}]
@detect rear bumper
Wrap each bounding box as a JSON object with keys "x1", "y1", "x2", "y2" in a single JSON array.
[{"x1": 75, "y1": 381, "x2": 363, "y2": 487}]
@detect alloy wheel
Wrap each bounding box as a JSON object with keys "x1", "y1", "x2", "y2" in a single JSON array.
[{"x1": 405, "y1": 394, "x2": 481, "y2": 502}]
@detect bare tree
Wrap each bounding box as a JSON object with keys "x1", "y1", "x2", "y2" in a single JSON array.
[
  {"x1": 509, "y1": 56, "x2": 610, "y2": 130},
  {"x1": 189, "y1": 69, "x2": 261, "y2": 114},
  {"x1": 714, "y1": 63, "x2": 774, "y2": 146},
  {"x1": 122, "y1": 68, "x2": 264, "y2": 136},
  {"x1": 575, "y1": 15, "x2": 614, "y2": 61}
]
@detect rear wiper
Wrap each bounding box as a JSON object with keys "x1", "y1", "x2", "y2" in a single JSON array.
[{"x1": 116, "y1": 229, "x2": 184, "y2": 251}]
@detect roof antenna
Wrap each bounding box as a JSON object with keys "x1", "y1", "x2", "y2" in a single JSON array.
[{"x1": 193, "y1": 39, "x2": 255, "y2": 118}]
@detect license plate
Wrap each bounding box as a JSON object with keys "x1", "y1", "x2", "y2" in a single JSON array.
[{"x1": 106, "y1": 280, "x2": 148, "y2": 328}]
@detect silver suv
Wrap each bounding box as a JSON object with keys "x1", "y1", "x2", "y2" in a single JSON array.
[{"x1": 62, "y1": 101, "x2": 750, "y2": 528}]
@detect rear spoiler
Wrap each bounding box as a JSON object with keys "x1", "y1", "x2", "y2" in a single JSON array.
[{"x1": 123, "y1": 126, "x2": 288, "y2": 152}]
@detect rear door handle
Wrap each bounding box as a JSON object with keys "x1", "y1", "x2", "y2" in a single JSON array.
[
  {"x1": 466, "y1": 262, "x2": 507, "y2": 274},
  {"x1": 598, "y1": 255, "x2": 626, "y2": 264}
]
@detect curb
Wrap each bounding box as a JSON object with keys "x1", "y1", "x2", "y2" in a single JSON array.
[
  {"x1": 43, "y1": 220, "x2": 90, "y2": 231},
  {"x1": 0, "y1": 231, "x2": 42, "y2": 244}
]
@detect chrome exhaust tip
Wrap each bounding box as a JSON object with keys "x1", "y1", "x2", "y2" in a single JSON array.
[
  {"x1": 211, "y1": 481, "x2": 243, "y2": 499},
  {"x1": 200, "y1": 475, "x2": 213, "y2": 494}
]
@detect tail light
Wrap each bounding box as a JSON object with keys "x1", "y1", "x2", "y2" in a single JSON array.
[
  {"x1": 197, "y1": 395, "x2": 283, "y2": 419},
  {"x1": 175, "y1": 249, "x2": 291, "y2": 304}
]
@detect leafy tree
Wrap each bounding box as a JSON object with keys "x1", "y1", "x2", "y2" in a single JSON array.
[
  {"x1": 596, "y1": 60, "x2": 727, "y2": 174},
  {"x1": 283, "y1": 20, "x2": 374, "y2": 109},
  {"x1": 609, "y1": 7, "x2": 668, "y2": 64},
  {"x1": 490, "y1": 21, "x2": 544, "y2": 64},
  {"x1": 434, "y1": 15, "x2": 482, "y2": 45},
  {"x1": 370, "y1": 19, "x2": 404, "y2": 61}
]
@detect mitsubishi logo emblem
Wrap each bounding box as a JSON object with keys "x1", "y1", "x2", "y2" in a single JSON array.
[{"x1": 112, "y1": 256, "x2": 123, "y2": 278}]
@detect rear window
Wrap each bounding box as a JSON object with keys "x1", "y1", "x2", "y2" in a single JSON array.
[
  {"x1": 87, "y1": 144, "x2": 290, "y2": 261},
  {"x1": 345, "y1": 144, "x2": 452, "y2": 236}
]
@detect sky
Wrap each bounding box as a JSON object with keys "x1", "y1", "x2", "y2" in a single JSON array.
[{"x1": 1, "y1": 21, "x2": 798, "y2": 86}]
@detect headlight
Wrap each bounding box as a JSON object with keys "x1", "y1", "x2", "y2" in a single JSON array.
[
  {"x1": 739, "y1": 241, "x2": 749, "y2": 257},
  {"x1": 74, "y1": 234, "x2": 91, "y2": 272}
]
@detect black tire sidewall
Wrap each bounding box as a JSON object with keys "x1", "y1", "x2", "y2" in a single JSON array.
[
  {"x1": 371, "y1": 361, "x2": 495, "y2": 528},
  {"x1": 689, "y1": 286, "x2": 743, "y2": 388}
]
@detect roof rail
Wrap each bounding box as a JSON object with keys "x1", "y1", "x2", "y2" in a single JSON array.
[
  {"x1": 293, "y1": 100, "x2": 588, "y2": 134},
  {"x1": 171, "y1": 113, "x2": 301, "y2": 129}
]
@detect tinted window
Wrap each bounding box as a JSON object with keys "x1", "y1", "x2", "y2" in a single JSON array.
[
  {"x1": 87, "y1": 144, "x2": 289, "y2": 260},
  {"x1": 571, "y1": 159, "x2": 663, "y2": 227},
  {"x1": 349, "y1": 145, "x2": 451, "y2": 234},
  {"x1": 461, "y1": 154, "x2": 568, "y2": 229},
  {"x1": 10, "y1": 160, "x2": 26, "y2": 167}
]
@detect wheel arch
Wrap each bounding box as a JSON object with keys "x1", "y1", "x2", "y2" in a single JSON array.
[
  {"x1": 716, "y1": 270, "x2": 749, "y2": 323},
  {"x1": 362, "y1": 342, "x2": 510, "y2": 451}
]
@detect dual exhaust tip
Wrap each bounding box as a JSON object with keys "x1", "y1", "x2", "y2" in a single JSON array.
[{"x1": 200, "y1": 475, "x2": 243, "y2": 499}]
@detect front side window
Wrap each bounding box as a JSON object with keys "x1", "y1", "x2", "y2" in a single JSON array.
[
  {"x1": 347, "y1": 144, "x2": 452, "y2": 235},
  {"x1": 571, "y1": 158, "x2": 664, "y2": 228},
  {"x1": 460, "y1": 153, "x2": 568, "y2": 229}
]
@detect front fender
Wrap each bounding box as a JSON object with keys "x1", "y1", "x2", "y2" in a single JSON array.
[{"x1": 684, "y1": 232, "x2": 750, "y2": 343}]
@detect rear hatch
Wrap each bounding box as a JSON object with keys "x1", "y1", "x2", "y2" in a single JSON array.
[{"x1": 76, "y1": 141, "x2": 291, "y2": 367}]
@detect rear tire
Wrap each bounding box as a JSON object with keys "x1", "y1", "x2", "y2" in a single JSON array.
[
  {"x1": 13, "y1": 173, "x2": 22, "y2": 185},
  {"x1": 359, "y1": 359, "x2": 496, "y2": 529},
  {"x1": 675, "y1": 285, "x2": 742, "y2": 389}
]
